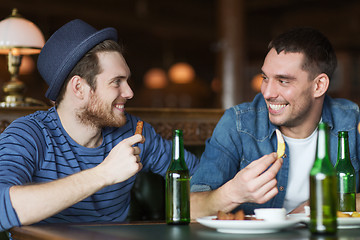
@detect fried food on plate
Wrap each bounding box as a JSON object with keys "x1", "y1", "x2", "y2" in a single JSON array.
[
  {"x1": 234, "y1": 209, "x2": 245, "y2": 220},
  {"x1": 337, "y1": 211, "x2": 351, "y2": 218},
  {"x1": 351, "y1": 212, "x2": 360, "y2": 218},
  {"x1": 337, "y1": 211, "x2": 360, "y2": 218},
  {"x1": 216, "y1": 210, "x2": 246, "y2": 220},
  {"x1": 217, "y1": 211, "x2": 234, "y2": 220}
]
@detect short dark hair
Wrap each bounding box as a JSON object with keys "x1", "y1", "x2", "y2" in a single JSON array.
[
  {"x1": 56, "y1": 40, "x2": 124, "y2": 105},
  {"x1": 268, "y1": 27, "x2": 337, "y2": 80}
]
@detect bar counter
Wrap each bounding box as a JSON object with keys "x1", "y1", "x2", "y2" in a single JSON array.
[{"x1": 9, "y1": 221, "x2": 360, "y2": 240}]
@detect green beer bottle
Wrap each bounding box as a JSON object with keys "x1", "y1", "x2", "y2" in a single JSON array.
[
  {"x1": 309, "y1": 122, "x2": 337, "y2": 234},
  {"x1": 165, "y1": 129, "x2": 190, "y2": 225},
  {"x1": 335, "y1": 131, "x2": 356, "y2": 212}
]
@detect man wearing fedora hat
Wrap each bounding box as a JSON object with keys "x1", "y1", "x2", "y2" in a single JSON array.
[{"x1": 0, "y1": 19, "x2": 199, "y2": 231}]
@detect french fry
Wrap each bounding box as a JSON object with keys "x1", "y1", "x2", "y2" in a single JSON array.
[
  {"x1": 217, "y1": 210, "x2": 245, "y2": 220},
  {"x1": 276, "y1": 129, "x2": 285, "y2": 158},
  {"x1": 337, "y1": 211, "x2": 351, "y2": 218},
  {"x1": 234, "y1": 209, "x2": 245, "y2": 220},
  {"x1": 217, "y1": 211, "x2": 229, "y2": 220},
  {"x1": 217, "y1": 211, "x2": 235, "y2": 220},
  {"x1": 135, "y1": 121, "x2": 144, "y2": 135},
  {"x1": 337, "y1": 211, "x2": 360, "y2": 218},
  {"x1": 352, "y1": 212, "x2": 360, "y2": 218}
]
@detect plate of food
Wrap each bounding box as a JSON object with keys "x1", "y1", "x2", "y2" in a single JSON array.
[
  {"x1": 197, "y1": 210, "x2": 301, "y2": 234},
  {"x1": 288, "y1": 211, "x2": 360, "y2": 229}
]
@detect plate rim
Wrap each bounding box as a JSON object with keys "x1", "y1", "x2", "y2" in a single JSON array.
[
  {"x1": 287, "y1": 213, "x2": 360, "y2": 228},
  {"x1": 196, "y1": 215, "x2": 301, "y2": 234}
]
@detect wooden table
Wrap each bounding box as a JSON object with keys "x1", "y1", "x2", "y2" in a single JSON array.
[{"x1": 9, "y1": 222, "x2": 360, "y2": 240}]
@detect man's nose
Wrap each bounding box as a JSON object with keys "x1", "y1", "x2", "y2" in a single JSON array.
[
  {"x1": 122, "y1": 82, "x2": 134, "y2": 100},
  {"x1": 261, "y1": 79, "x2": 278, "y2": 99}
]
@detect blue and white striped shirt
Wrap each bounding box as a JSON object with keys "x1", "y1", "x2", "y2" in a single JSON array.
[{"x1": 0, "y1": 107, "x2": 199, "y2": 231}]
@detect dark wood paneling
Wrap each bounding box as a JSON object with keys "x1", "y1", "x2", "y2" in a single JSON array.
[{"x1": 0, "y1": 107, "x2": 224, "y2": 145}]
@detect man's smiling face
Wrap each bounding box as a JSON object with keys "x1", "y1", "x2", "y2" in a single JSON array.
[
  {"x1": 77, "y1": 51, "x2": 134, "y2": 129},
  {"x1": 261, "y1": 48, "x2": 316, "y2": 129}
]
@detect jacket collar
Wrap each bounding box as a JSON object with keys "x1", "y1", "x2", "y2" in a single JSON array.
[{"x1": 321, "y1": 95, "x2": 334, "y2": 130}]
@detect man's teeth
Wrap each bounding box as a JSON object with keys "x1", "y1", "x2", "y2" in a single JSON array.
[
  {"x1": 269, "y1": 104, "x2": 286, "y2": 111},
  {"x1": 115, "y1": 104, "x2": 124, "y2": 109}
]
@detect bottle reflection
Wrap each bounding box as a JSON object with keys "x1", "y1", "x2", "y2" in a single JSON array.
[{"x1": 167, "y1": 225, "x2": 191, "y2": 240}]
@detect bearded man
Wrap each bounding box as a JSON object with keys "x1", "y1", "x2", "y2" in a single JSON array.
[{"x1": 0, "y1": 19, "x2": 198, "y2": 231}]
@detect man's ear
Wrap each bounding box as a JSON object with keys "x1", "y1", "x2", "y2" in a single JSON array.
[
  {"x1": 313, "y1": 73, "x2": 329, "y2": 98},
  {"x1": 69, "y1": 75, "x2": 86, "y2": 99}
]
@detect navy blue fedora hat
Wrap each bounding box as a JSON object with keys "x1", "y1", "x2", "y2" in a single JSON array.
[{"x1": 37, "y1": 19, "x2": 118, "y2": 101}]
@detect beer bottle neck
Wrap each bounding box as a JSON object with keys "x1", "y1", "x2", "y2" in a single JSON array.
[
  {"x1": 311, "y1": 122, "x2": 335, "y2": 176},
  {"x1": 173, "y1": 134, "x2": 184, "y2": 161},
  {"x1": 316, "y1": 127, "x2": 328, "y2": 160},
  {"x1": 337, "y1": 133, "x2": 350, "y2": 161},
  {"x1": 169, "y1": 129, "x2": 188, "y2": 171}
]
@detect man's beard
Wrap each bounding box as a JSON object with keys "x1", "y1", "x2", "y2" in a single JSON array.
[
  {"x1": 268, "y1": 97, "x2": 313, "y2": 129},
  {"x1": 76, "y1": 92, "x2": 127, "y2": 129}
]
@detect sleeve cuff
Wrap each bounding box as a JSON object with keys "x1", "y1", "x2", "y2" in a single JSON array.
[{"x1": 190, "y1": 184, "x2": 211, "y2": 192}]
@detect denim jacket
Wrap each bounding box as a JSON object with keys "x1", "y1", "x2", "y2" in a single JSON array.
[{"x1": 190, "y1": 93, "x2": 360, "y2": 215}]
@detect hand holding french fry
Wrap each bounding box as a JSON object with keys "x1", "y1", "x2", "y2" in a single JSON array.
[
  {"x1": 99, "y1": 134, "x2": 143, "y2": 185},
  {"x1": 224, "y1": 152, "x2": 283, "y2": 206},
  {"x1": 95, "y1": 121, "x2": 146, "y2": 185}
]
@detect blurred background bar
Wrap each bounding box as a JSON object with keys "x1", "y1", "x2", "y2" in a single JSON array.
[{"x1": 1, "y1": 0, "x2": 360, "y2": 109}]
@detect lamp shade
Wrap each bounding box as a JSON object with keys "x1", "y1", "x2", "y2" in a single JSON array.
[{"x1": 0, "y1": 9, "x2": 45, "y2": 55}]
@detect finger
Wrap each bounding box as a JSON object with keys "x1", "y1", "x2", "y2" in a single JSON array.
[
  {"x1": 133, "y1": 135, "x2": 145, "y2": 145},
  {"x1": 244, "y1": 157, "x2": 282, "y2": 198},
  {"x1": 137, "y1": 162, "x2": 143, "y2": 171},
  {"x1": 247, "y1": 152, "x2": 278, "y2": 171},
  {"x1": 242, "y1": 179, "x2": 278, "y2": 204},
  {"x1": 290, "y1": 201, "x2": 309, "y2": 214},
  {"x1": 253, "y1": 157, "x2": 283, "y2": 186},
  {"x1": 244, "y1": 153, "x2": 278, "y2": 178},
  {"x1": 258, "y1": 185, "x2": 279, "y2": 204},
  {"x1": 133, "y1": 146, "x2": 141, "y2": 155},
  {"x1": 267, "y1": 157, "x2": 283, "y2": 176},
  {"x1": 121, "y1": 134, "x2": 143, "y2": 146},
  {"x1": 255, "y1": 178, "x2": 278, "y2": 197},
  {"x1": 246, "y1": 177, "x2": 278, "y2": 204}
]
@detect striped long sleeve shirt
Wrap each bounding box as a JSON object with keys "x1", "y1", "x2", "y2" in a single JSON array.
[{"x1": 0, "y1": 107, "x2": 199, "y2": 231}]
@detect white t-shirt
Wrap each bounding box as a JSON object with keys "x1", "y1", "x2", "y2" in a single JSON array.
[{"x1": 282, "y1": 128, "x2": 318, "y2": 213}]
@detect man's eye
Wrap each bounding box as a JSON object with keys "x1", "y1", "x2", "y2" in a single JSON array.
[{"x1": 113, "y1": 79, "x2": 121, "y2": 85}]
